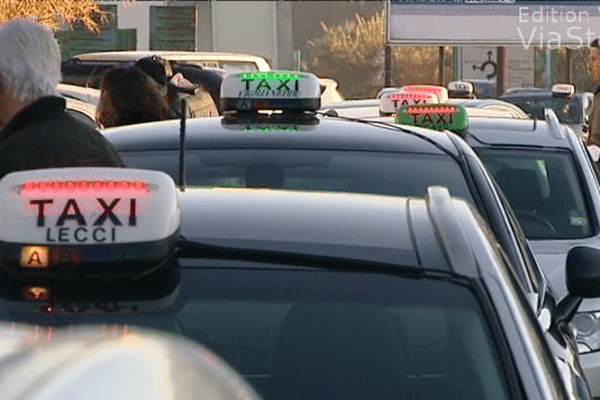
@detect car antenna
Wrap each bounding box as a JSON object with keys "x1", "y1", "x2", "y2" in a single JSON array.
[
  {"x1": 178, "y1": 98, "x2": 187, "y2": 192},
  {"x1": 532, "y1": 113, "x2": 537, "y2": 130}
]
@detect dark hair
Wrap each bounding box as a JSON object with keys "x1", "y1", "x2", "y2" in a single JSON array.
[
  {"x1": 592, "y1": 38, "x2": 600, "y2": 48},
  {"x1": 96, "y1": 66, "x2": 170, "y2": 128},
  {"x1": 134, "y1": 56, "x2": 173, "y2": 87}
]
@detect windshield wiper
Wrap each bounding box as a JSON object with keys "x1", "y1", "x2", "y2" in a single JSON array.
[{"x1": 177, "y1": 238, "x2": 421, "y2": 277}]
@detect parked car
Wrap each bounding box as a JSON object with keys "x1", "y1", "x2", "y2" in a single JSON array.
[
  {"x1": 0, "y1": 166, "x2": 598, "y2": 399},
  {"x1": 499, "y1": 84, "x2": 594, "y2": 139}
]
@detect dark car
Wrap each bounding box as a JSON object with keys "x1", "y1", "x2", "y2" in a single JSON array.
[
  {"x1": 499, "y1": 84, "x2": 594, "y2": 139},
  {"x1": 101, "y1": 71, "x2": 597, "y2": 396},
  {"x1": 0, "y1": 166, "x2": 597, "y2": 399}
]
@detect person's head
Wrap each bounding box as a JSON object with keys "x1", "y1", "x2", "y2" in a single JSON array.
[
  {"x1": 0, "y1": 18, "x2": 61, "y2": 127},
  {"x1": 96, "y1": 66, "x2": 170, "y2": 128},
  {"x1": 590, "y1": 38, "x2": 600, "y2": 84},
  {"x1": 135, "y1": 56, "x2": 173, "y2": 87}
]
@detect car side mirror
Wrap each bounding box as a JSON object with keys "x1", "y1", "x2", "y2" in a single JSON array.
[
  {"x1": 566, "y1": 246, "x2": 600, "y2": 297},
  {"x1": 553, "y1": 246, "x2": 600, "y2": 327}
]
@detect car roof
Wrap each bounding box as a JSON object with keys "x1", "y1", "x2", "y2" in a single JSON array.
[
  {"x1": 180, "y1": 188, "x2": 423, "y2": 266},
  {"x1": 70, "y1": 51, "x2": 271, "y2": 69},
  {"x1": 57, "y1": 83, "x2": 100, "y2": 106},
  {"x1": 449, "y1": 98, "x2": 527, "y2": 114},
  {"x1": 102, "y1": 116, "x2": 458, "y2": 155},
  {"x1": 178, "y1": 187, "x2": 487, "y2": 277},
  {"x1": 465, "y1": 117, "x2": 571, "y2": 148},
  {"x1": 500, "y1": 90, "x2": 589, "y2": 99}
]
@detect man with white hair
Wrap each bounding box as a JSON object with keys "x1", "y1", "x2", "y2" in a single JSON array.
[{"x1": 0, "y1": 18, "x2": 123, "y2": 179}]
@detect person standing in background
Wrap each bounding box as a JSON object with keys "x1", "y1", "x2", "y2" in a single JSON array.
[
  {"x1": 96, "y1": 66, "x2": 171, "y2": 128},
  {"x1": 0, "y1": 18, "x2": 124, "y2": 179},
  {"x1": 586, "y1": 38, "x2": 600, "y2": 147},
  {"x1": 135, "y1": 56, "x2": 219, "y2": 119}
]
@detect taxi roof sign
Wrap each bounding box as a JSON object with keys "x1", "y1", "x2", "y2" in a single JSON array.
[
  {"x1": 220, "y1": 71, "x2": 321, "y2": 112},
  {"x1": 379, "y1": 90, "x2": 438, "y2": 115},
  {"x1": 447, "y1": 81, "x2": 475, "y2": 99},
  {"x1": 395, "y1": 103, "x2": 468, "y2": 134},
  {"x1": 551, "y1": 83, "x2": 575, "y2": 98},
  {"x1": 399, "y1": 85, "x2": 449, "y2": 103},
  {"x1": 0, "y1": 168, "x2": 181, "y2": 277}
]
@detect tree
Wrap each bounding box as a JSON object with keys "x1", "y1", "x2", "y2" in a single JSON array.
[
  {"x1": 303, "y1": 10, "x2": 452, "y2": 99},
  {"x1": 0, "y1": 0, "x2": 112, "y2": 32}
]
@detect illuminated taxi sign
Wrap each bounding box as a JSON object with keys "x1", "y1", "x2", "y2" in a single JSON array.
[
  {"x1": 552, "y1": 83, "x2": 575, "y2": 98},
  {"x1": 220, "y1": 71, "x2": 321, "y2": 112},
  {"x1": 0, "y1": 168, "x2": 180, "y2": 275},
  {"x1": 447, "y1": 81, "x2": 475, "y2": 99},
  {"x1": 379, "y1": 91, "x2": 438, "y2": 115},
  {"x1": 244, "y1": 125, "x2": 299, "y2": 132},
  {"x1": 395, "y1": 103, "x2": 468, "y2": 133},
  {"x1": 399, "y1": 85, "x2": 449, "y2": 103}
]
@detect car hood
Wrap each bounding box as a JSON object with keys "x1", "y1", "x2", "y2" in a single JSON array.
[{"x1": 530, "y1": 237, "x2": 600, "y2": 312}]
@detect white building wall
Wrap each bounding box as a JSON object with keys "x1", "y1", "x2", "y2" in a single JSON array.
[
  {"x1": 211, "y1": 1, "x2": 278, "y2": 67},
  {"x1": 99, "y1": 1, "x2": 281, "y2": 66}
]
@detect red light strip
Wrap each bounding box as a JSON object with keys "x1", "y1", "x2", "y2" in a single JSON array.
[
  {"x1": 402, "y1": 86, "x2": 443, "y2": 94},
  {"x1": 406, "y1": 107, "x2": 457, "y2": 114},
  {"x1": 388, "y1": 93, "x2": 433, "y2": 100},
  {"x1": 20, "y1": 180, "x2": 147, "y2": 193}
]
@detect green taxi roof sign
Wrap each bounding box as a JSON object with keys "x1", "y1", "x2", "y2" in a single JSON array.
[
  {"x1": 395, "y1": 103, "x2": 468, "y2": 134},
  {"x1": 220, "y1": 71, "x2": 321, "y2": 113}
]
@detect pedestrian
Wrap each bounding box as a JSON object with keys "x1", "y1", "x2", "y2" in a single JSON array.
[
  {"x1": 587, "y1": 38, "x2": 600, "y2": 146},
  {"x1": 96, "y1": 66, "x2": 171, "y2": 128},
  {"x1": 0, "y1": 18, "x2": 124, "y2": 179},
  {"x1": 134, "y1": 56, "x2": 219, "y2": 119}
]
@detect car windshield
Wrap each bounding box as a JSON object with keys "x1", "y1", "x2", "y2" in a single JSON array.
[
  {"x1": 120, "y1": 149, "x2": 475, "y2": 202},
  {"x1": 476, "y1": 148, "x2": 592, "y2": 240},
  {"x1": 0, "y1": 265, "x2": 511, "y2": 400},
  {"x1": 503, "y1": 96, "x2": 581, "y2": 124}
]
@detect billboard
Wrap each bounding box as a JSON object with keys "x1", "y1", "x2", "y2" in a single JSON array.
[{"x1": 386, "y1": 0, "x2": 600, "y2": 47}]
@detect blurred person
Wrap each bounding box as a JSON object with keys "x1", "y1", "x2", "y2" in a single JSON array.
[
  {"x1": 135, "y1": 56, "x2": 219, "y2": 119},
  {"x1": 587, "y1": 38, "x2": 600, "y2": 147},
  {"x1": 171, "y1": 63, "x2": 224, "y2": 114},
  {"x1": 0, "y1": 18, "x2": 124, "y2": 179},
  {"x1": 96, "y1": 66, "x2": 171, "y2": 128}
]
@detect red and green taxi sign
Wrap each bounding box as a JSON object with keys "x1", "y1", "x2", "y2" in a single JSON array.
[
  {"x1": 379, "y1": 91, "x2": 438, "y2": 114},
  {"x1": 399, "y1": 85, "x2": 449, "y2": 103},
  {"x1": 395, "y1": 103, "x2": 468, "y2": 133}
]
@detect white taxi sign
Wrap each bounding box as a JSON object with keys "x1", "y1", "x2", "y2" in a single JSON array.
[
  {"x1": 379, "y1": 91, "x2": 438, "y2": 114},
  {"x1": 0, "y1": 168, "x2": 180, "y2": 246},
  {"x1": 552, "y1": 83, "x2": 575, "y2": 98},
  {"x1": 399, "y1": 85, "x2": 449, "y2": 103},
  {"x1": 447, "y1": 81, "x2": 474, "y2": 98},
  {"x1": 220, "y1": 71, "x2": 321, "y2": 112}
]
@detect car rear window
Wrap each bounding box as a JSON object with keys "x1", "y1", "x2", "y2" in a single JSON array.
[
  {"x1": 119, "y1": 149, "x2": 476, "y2": 202},
  {"x1": 0, "y1": 267, "x2": 511, "y2": 400}
]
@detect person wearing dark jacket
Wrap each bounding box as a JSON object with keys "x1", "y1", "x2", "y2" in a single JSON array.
[
  {"x1": 588, "y1": 38, "x2": 600, "y2": 147},
  {"x1": 135, "y1": 56, "x2": 219, "y2": 119},
  {"x1": 96, "y1": 66, "x2": 171, "y2": 128},
  {"x1": 0, "y1": 18, "x2": 124, "y2": 179}
]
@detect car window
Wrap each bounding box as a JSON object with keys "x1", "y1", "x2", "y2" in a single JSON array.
[
  {"x1": 0, "y1": 267, "x2": 512, "y2": 400},
  {"x1": 119, "y1": 149, "x2": 476, "y2": 202},
  {"x1": 477, "y1": 148, "x2": 591, "y2": 239}
]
